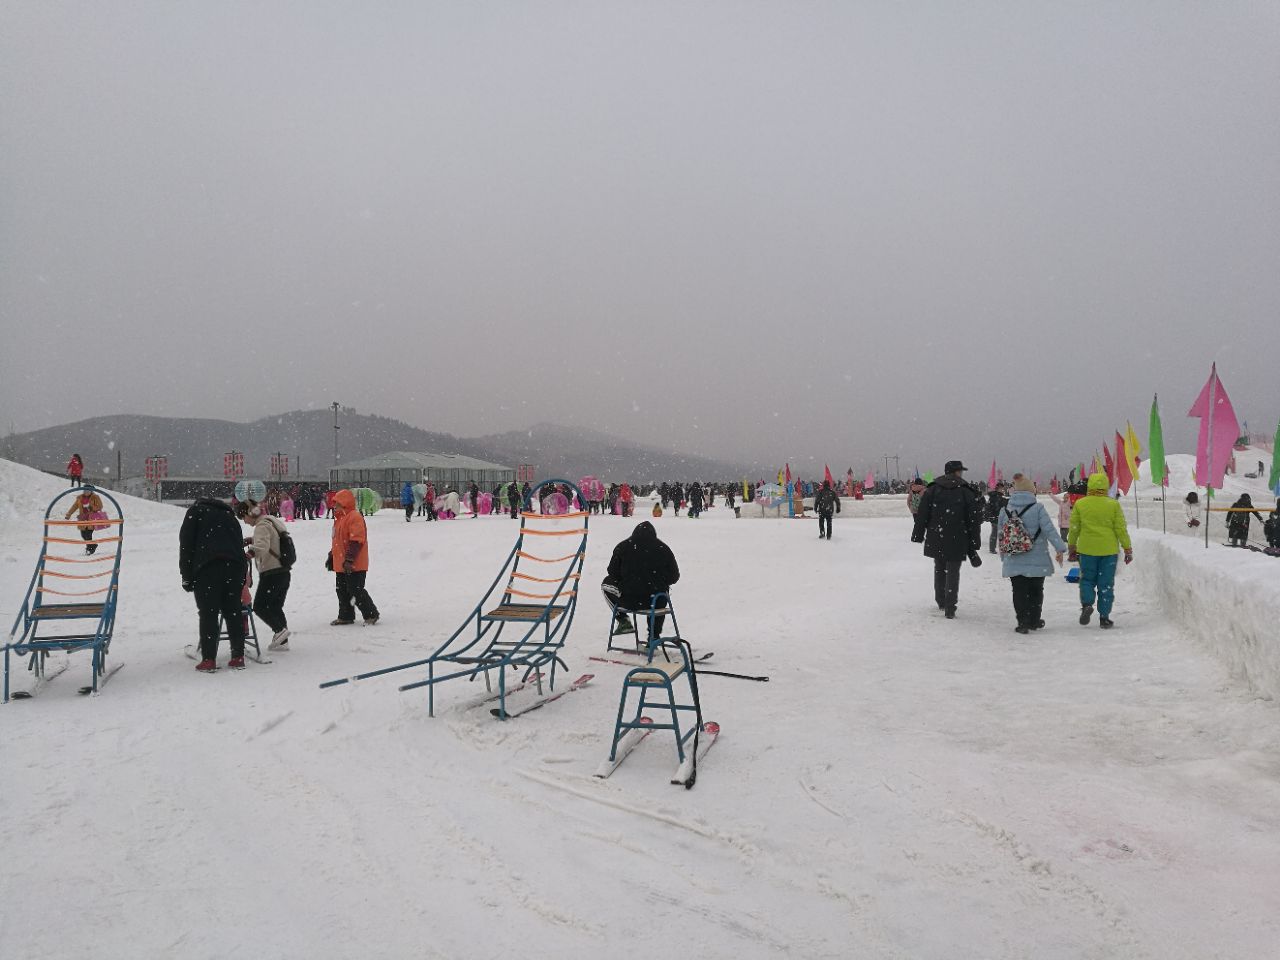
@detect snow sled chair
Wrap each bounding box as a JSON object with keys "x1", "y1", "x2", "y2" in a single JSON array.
[
  {"x1": 320, "y1": 479, "x2": 589, "y2": 717},
  {"x1": 606, "y1": 593, "x2": 702, "y2": 763},
  {"x1": 4, "y1": 486, "x2": 124, "y2": 702}
]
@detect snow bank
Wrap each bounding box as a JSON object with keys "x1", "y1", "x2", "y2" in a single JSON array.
[
  {"x1": 0, "y1": 458, "x2": 181, "y2": 526},
  {"x1": 1131, "y1": 529, "x2": 1280, "y2": 701}
]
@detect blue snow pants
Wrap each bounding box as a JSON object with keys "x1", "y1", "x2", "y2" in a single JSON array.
[{"x1": 1078, "y1": 554, "x2": 1118, "y2": 617}]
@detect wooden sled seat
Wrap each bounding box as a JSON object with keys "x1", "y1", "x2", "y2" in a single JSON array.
[
  {"x1": 482, "y1": 603, "x2": 567, "y2": 622},
  {"x1": 30, "y1": 603, "x2": 107, "y2": 620},
  {"x1": 627, "y1": 659, "x2": 688, "y2": 684}
]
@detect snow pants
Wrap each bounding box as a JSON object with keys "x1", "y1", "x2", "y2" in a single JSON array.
[
  {"x1": 818, "y1": 512, "x2": 834, "y2": 538},
  {"x1": 1009, "y1": 575, "x2": 1045, "y2": 626},
  {"x1": 254, "y1": 569, "x2": 290, "y2": 634},
  {"x1": 933, "y1": 559, "x2": 962, "y2": 611},
  {"x1": 80, "y1": 527, "x2": 97, "y2": 555},
  {"x1": 335, "y1": 571, "x2": 379, "y2": 623},
  {"x1": 601, "y1": 581, "x2": 667, "y2": 638},
  {"x1": 1078, "y1": 554, "x2": 1117, "y2": 617},
  {"x1": 194, "y1": 558, "x2": 247, "y2": 661},
  {"x1": 988, "y1": 520, "x2": 1000, "y2": 554}
]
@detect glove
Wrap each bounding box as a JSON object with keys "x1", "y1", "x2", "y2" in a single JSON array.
[
  {"x1": 1124, "y1": 548, "x2": 1133, "y2": 565},
  {"x1": 342, "y1": 559, "x2": 354, "y2": 574},
  {"x1": 1067, "y1": 548, "x2": 1078, "y2": 562},
  {"x1": 324, "y1": 554, "x2": 333, "y2": 572},
  {"x1": 910, "y1": 534, "x2": 923, "y2": 543},
  {"x1": 182, "y1": 580, "x2": 194, "y2": 593},
  {"x1": 968, "y1": 552, "x2": 982, "y2": 568}
]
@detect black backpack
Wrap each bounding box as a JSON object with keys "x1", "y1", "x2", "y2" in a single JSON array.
[{"x1": 270, "y1": 521, "x2": 297, "y2": 569}]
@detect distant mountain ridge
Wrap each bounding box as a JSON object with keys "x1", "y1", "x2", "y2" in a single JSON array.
[{"x1": 0, "y1": 411, "x2": 748, "y2": 483}]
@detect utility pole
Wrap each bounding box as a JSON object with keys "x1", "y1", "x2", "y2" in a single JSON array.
[{"x1": 331, "y1": 401, "x2": 341, "y2": 466}]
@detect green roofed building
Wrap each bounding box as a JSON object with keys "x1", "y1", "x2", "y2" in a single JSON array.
[{"x1": 328, "y1": 451, "x2": 515, "y2": 499}]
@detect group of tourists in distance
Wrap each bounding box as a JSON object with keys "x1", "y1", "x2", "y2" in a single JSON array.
[{"x1": 60, "y1": 450, "x2": 1279, "y2": 671}]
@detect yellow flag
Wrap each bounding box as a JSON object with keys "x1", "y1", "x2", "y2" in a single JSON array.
[{"x1": 1125, "y1": 421, "x2": 1142, "y2": 481}]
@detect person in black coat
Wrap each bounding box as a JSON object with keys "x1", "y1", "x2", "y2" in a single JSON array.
[
  {"x1": 688, "y1": 481, "x2": 704, "y2": 518},
  {"x1": 507, "y1": 482, "x2": 522, "y2": 519},
  {"x1": 984, "y1": 483, "x2": 1009, "y2": 554},
  {"x1": 179, "y1": 498, "x2": 249, "y2": 670},
  {"x1": 601, "y1": 521, "x2": 680, "y2": 637},
  {"x1": 911, "y1": 461, "x2": 983, "y2": 619},
  {"x1": 1227, "y1": 493, "x2": 1264, "y2": 547},
  {"x1": 814, "y1": 480, "x2": 842, "y2": 539}
]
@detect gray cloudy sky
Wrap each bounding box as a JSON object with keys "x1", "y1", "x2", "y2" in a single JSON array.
[{"x1": 2, "y1": 1, "x2": 1277, "y2": 476}]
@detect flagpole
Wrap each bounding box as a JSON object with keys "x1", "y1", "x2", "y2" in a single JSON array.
[
  {"x1": 1204, "y1": 366, "x2": 1216, "y2": 549},
  {"x1": 1132, "y1": 484, "x2": 1140, "y2": 530}
]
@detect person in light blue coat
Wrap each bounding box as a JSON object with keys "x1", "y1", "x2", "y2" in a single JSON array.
[{"x1": 999, "y1": 475, "x2": 1067, "y2": 634}]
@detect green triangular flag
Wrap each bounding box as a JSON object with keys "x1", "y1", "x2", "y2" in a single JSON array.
[
  {"x1": 1270, "y1": 419, "x2": 1280, "y2": 493},
  {"x1": 1148, "y1": 394, "x2": 1166, "y2": 488}
]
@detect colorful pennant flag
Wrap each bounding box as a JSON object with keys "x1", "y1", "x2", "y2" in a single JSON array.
[
  {"x1": 1270, "y1": 420, "x2": 1280, "y2": 493},
  {"x1": 1187, "y1": 363, "x2": 1240, "y2": 490},
  {"x1": 823, "y1": 464, "x2": 834, "y2": 487},
  {"x1": 1102, "y1": 442, "x2": 1115, "y2": 486},
  {"x1": 987, "y1": 461, "x2": 997, "y2": 489},
  {"x1": 1125, "y1": 421, "x2": 1142, "y2": 480},
  {"x1": 1148, "y1": 395, "x2": 1167, "y2": 488},
  {"x1": 1114, "y1": 431, "x2": 1133, "y2": 495}
]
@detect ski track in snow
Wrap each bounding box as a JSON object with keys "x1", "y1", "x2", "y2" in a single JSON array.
[{"x1": 2, "y1": 458, "x2": 1280, "y2": 958}]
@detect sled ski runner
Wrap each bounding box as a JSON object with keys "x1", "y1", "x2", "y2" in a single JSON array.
[
  {"x1": 491, "y1": 673, "x2": 593, "y2": 719},
  {"x1": 589, "y1": 651, "x2": 713, "y2": 668},
  {"x1": 9, "y1": 658, "x2": 71, "y2": 699},
  {"x1": 671, "y1": 721, "x2": 720, "y2": 787},
  {"x1": 593, "y1": 717, "x2": 653, "y2": 778},
  {"x1": 79, "y1": 662, "x2": 124, "y2": 695}
]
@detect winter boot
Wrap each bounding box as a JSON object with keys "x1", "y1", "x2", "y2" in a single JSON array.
[
  {"x1": 331, "y1": 618, "x2": 355, "y2": 626},
  {"x1": 1099, "y1": 617, "x2": 1114, "y2": 629},
  {"x1": 944, "y1": 607, "x2": 957, "y2": 620},
  {"x1": 1015, "y1": 623, "x2": 1030, "y2": 635},
  {"x1": 1079, "y1": 604, "x2": 1093, "y2": 626},
  {"x1": 227, "y1": 656, "x2": 246, "y2": 670},
  {"x1": 195, "y1": 658, "x2": 217, "y2": 673}
]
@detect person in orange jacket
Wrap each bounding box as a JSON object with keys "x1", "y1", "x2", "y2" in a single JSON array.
[{"x1": 326, "y1": 489, "x2": 380, "y2": 625}]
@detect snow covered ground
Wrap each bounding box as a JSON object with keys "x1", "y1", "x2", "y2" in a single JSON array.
[{"x1": 2, "y1": 459, "x2": 1278, "y2": 959}]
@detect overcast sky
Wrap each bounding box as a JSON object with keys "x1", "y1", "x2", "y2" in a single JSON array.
[{"x1": 2, "y1": 1, "x2": 1277, "y2": 477}]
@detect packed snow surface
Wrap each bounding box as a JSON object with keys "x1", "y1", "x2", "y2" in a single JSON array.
[{"x1": 1, "y1": 459, "x2": 1278, "y2": 959}]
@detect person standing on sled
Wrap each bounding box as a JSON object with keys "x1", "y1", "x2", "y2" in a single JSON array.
[
  {"x1": 911, "y1": 460, "x2": 983, "y2": 619},
  {"x1": 327, "y1": 489, "x2": 380, "y2": 626},
  {"x1": 602, "y1": 521, "x2": 680, "y2": 639},
  {"x1": 814, "y1": 479, "x2": 841, "y2": 539},
  {"x1": 179, "y1": 497, "x2": 249, "y2": 671},
  {"x1": 1067, "y1": 473, "x2": 1132, "y2": 629},
  {"x1": 65, "y1": 485, "x2": 104, "y2": 555}
]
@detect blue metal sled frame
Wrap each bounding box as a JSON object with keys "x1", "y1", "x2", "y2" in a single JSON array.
[
  {"x1": 607, "y1": 593, "x2": 700, "y2": 762},
  {"x1": 4, "y1": 486, "x2": 124, "y2": 702},
  {"x1": 320, "y1": 479, "x2": 588, "y2": 717}
]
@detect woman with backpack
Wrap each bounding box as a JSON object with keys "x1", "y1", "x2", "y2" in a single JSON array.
[
  {"x1": 235, "y1": 499, "x2": 293, "y2": 651},
  {"x1": 998, "y1": 475, "x2": 1067, "y2": 634}
]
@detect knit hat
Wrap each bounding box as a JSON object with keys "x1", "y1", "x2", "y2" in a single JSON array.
[{"x1": 1012, "y1": 476, "x2": 1036, "y2": 493}]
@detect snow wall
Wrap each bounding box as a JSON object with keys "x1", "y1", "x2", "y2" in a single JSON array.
[{"x1": 1131, "y1": 529, "x2": 1280, "y2": 701}]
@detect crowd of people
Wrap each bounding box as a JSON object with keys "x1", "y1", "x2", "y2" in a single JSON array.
[{"x1": 78, "y1": 449, "x2": 1260, "y2": 669}]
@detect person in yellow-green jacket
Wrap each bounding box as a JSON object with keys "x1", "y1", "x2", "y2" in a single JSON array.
[{"x1": 1067, "y1": 473, "x2": 1133, "y2": 629}]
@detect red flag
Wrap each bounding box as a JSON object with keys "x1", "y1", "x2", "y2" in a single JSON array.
[
  {"x1": 784, "y1": 463, "x2": 791, "y2": 485},
  {"x1": 1114, "y1": 431, "x2": 1133, "y2": 494},
  {"x1": 1102, "y1": 442, "x2": 1115, "y2": 486},
  {"x1": 1050, "y1": 476, "x2": 1060, "y2": 494},
  {"x1": 1187, "y1": 363, "x2": 1241, "y2": 490},
  {"x1": 987, "y1": 461, "x2": 997, "y2": 488},
  {"x1": 823, "y1": 464, "x2": 834, "y2": 487}
]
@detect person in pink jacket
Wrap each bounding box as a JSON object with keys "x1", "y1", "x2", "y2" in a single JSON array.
[{"x1": 1048, "y1": 490, "x2": 1073, "y2": 540}]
